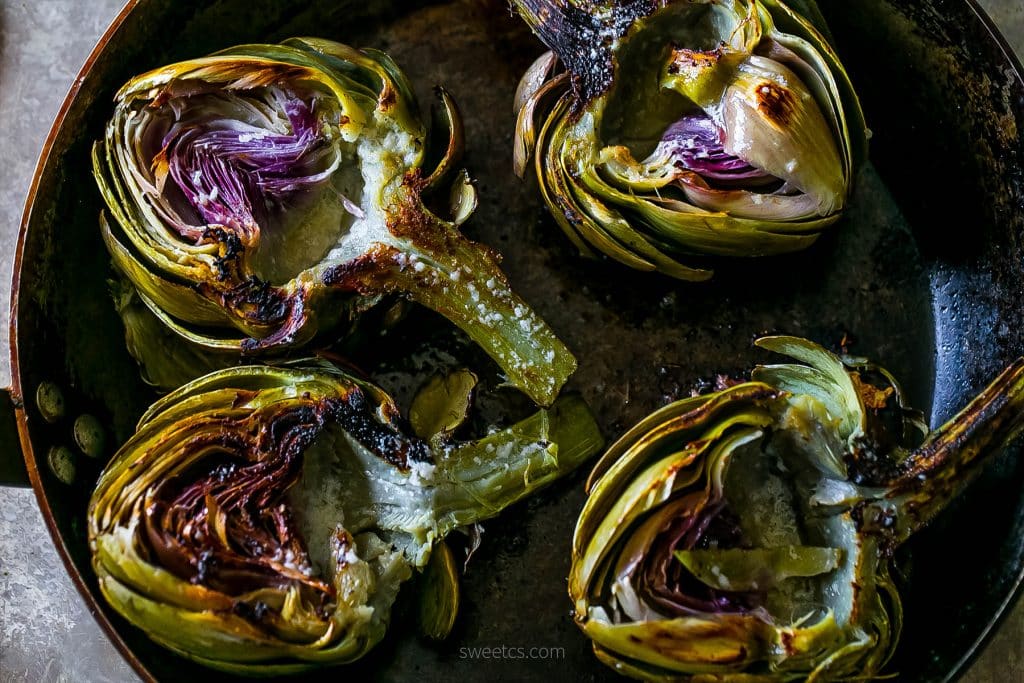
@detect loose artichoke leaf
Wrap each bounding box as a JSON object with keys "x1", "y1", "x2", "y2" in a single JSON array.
[
  {"x1": 514, "y1": 51, "x2": 558, "y2": 115},
  {"x1": 418, "y1": 541, "x2": 460, "y2": 640},
  {"x1": 513, "y1": 62, "x2": 566, "y2": 179},
  {"x1": 673, "y1": 547, "x2": 841, "y2": 593},
  {"x1": 410, "y1": 369, "x2": 478, "y2": 441},
  {"x1": 446, "y1": 170, "x2": 478, "y2": 227},
  {"x1": 422, "y1": 87, "x2": 466, "y2": 196}
]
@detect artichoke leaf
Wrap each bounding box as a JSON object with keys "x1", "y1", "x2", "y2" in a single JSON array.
[
  {"x1": 410, "y1": 369, "x2": 478, "y2": 442},
  {"x1": 418, "y1": 541, "x2": 460, "y2": 641}
]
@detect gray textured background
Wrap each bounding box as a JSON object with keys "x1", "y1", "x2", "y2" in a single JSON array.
[{"x1": 0, "y1": 1, "x2": 1022, "y2": 681}]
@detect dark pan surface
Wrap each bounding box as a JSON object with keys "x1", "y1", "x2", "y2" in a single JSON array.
[{"x1": 9, "y1": 0, "x2": 1024, "y2": 680}]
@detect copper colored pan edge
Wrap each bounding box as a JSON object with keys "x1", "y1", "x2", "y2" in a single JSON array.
[{"x1": 8, "y1": 1, "x2": 158, "y2": 681}]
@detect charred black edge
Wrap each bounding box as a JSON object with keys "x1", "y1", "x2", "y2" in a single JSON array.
[
  {"x1": 512, "y1": 0, "x2": 658, "y2": 109},
  {"x1": 335, "y1": 385, "x2": 432, "y2": 468},
  {"x1": 322, "y1": 243, "x2": 402, "y2": 294},
  {"x1": 196, "y1": 227, "x2": 298, "y2": 342},
  {"x1": 238, "y1": 287, "x2": 308, "y2": 353}
]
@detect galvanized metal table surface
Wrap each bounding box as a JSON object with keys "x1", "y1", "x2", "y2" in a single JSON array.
[{"x1": 0, "y1": 1, "x2": 1022, "y2": 681}]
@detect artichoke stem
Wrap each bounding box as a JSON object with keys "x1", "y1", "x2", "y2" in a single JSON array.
[
  {"x1": 433, "y1": 395, "x2": 603, "y2": 530},
  {"x1": 376, "y1": 231, "x2": 578, "y2": 407},
  {"x1": 889, "y1": 357, "x2": 1024, "y2": 543}
]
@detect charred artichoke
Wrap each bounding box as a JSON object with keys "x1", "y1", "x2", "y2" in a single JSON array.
[
  {"x1": 88, "y1": 362, "x2": 602, "y2": 674},
  {"x1": 571, "y1": 337, "x2": 1024, "y2": 680},
  {"x1": 513, "y1": 1, "x2": 866, "y2": 280},
  {"x1": 95, "y1": 38, "x2": 574, "y2": 405}
]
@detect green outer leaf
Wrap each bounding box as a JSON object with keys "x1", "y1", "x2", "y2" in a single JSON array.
[
  {"x1": 583, "y1": 615, "x2": 770, "y2": 675},
  {"x1": 753, "y1": 335, "x2": 863, "y2": 439}
]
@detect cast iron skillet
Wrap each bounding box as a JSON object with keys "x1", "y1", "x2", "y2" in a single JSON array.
[{"x1": 3, "y1": 1, "x2": 1024, "y2": 680}]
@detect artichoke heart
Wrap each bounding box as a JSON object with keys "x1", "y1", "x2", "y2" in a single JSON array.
[
  {"x1": 95, "y1": 38, "x2": 575, "y2": 405},
  {"x1": 571, "y1": 336, "x2": 1024, "y2": 680},
  {"x1": 88, "y1": 362, "x2": 603, "y2": 674},
  {"x1": 513, "y1": 0, "x2": 867, "y2": 280}
]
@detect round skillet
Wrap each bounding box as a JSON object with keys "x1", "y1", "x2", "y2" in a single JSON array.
[{"x1": 3, "y1": 1, "x2": 1024, "y2": 680}]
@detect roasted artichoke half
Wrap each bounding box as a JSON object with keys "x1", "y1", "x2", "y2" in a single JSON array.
[
  {"x1": 88, "y1": 362, "x2": 603, "y2": 674},
  {"x1": 513, "y1": 0, "x2": 867, "y2": 280},
  {"x1": 95, "y1": 38, "x2": 574, "y2": 405},
  {"x1": 571, "y1": 336, "x2": 1024, "y2": 680}
]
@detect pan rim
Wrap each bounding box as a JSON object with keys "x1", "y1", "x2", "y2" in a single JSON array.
[{"x1": 8, "y1": 1, "x2": 159, "y2": 680}]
